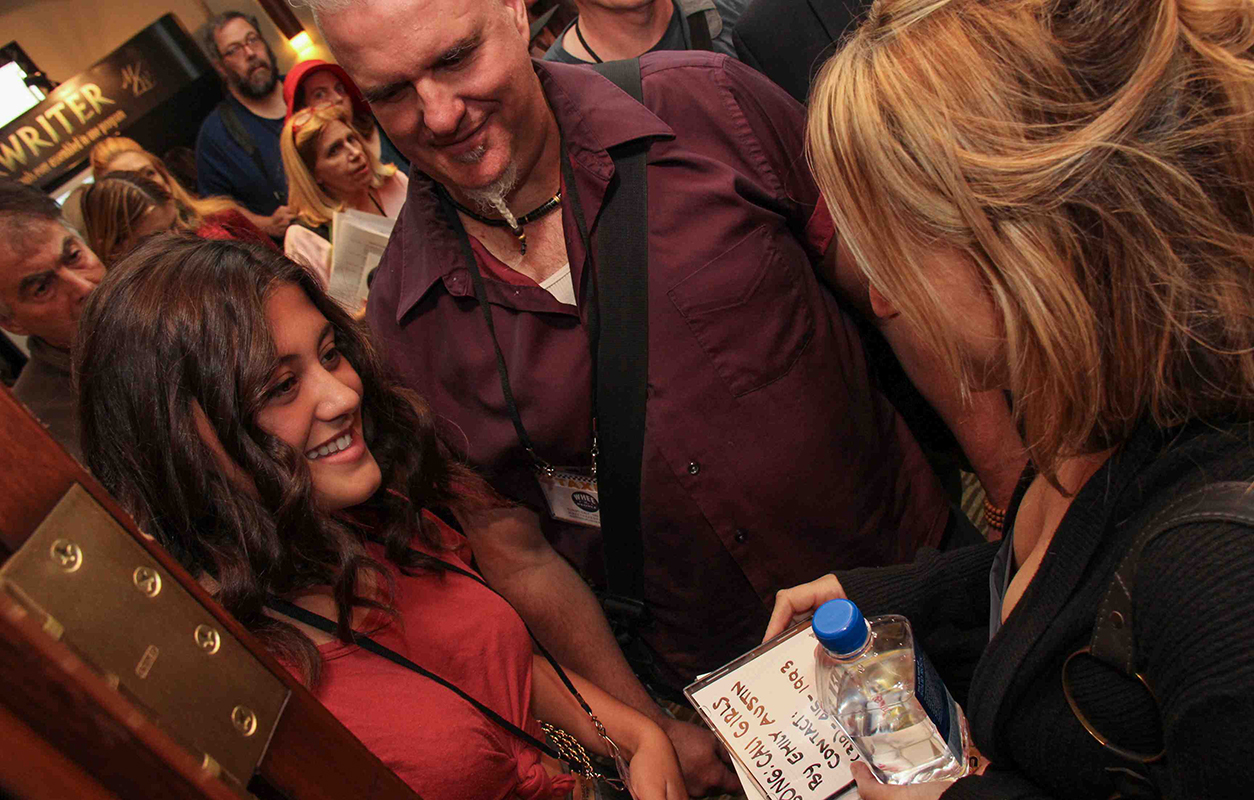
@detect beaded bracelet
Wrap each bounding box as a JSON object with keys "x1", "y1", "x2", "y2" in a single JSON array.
[{"x1": 983, "y1": 497, "x2": 1006, "y2": 533}]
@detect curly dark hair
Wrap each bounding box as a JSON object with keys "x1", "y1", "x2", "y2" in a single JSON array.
[{"x1": 76, "y1": 235, "x2": 497, "y2": 682}]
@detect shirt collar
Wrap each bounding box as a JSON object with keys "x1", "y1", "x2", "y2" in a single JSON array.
[
  {"x1": 393, "y1": 176, "x2": 466, "y2": 323},
  {"x1": 392, "y1": 59, "x2": 674, "y2": 321}
]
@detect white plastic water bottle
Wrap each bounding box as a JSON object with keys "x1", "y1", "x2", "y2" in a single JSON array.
[{"x1": 812, "y1": 599, "x2": 972, "y2": 785}]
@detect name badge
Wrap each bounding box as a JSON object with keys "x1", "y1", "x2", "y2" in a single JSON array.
[{"x1": 535, "y1": 468, "x2": 601, "y2": 529}]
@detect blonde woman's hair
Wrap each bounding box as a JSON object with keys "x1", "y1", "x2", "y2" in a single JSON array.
[
  {"x1": 81, "y1": 171, "x2": 200, "y2": 265},
  {"x1": 90, "y1": 137, "x2": 240, "y2": 220},
  {"x1": 281, "y1": 104, "x2": 396, "y2": 228},
  {"x1": 807, "y1": 0, "x2": 1254, "y2": 479}
]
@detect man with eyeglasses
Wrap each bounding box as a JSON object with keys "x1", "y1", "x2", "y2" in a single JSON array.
[{"x1": 195, "y1": 12, "x2": 296, "y2": 239}]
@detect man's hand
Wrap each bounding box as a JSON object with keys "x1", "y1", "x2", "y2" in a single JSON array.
[
  {"x1": 659, "y1": 717, "x2": 740, "y2": 797},
  {"x1": 260, "y1": 205, "x2": 296, "y2": 237},
  {"x1": 850, "y1": 762, "x2": 954, "y2": 800},
  {"x1": 762, "y1": 574, "x2": 847, "y2": 642}
]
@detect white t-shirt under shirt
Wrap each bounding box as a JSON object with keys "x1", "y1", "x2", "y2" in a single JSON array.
[{"x1": 538, "y1": 263, "x2": 576, "y2": 306}]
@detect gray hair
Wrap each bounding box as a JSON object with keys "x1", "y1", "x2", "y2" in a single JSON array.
[
  {"x1": 201, "y1": 11, "x2": 266, "y2": 61},
  {"x1": 292, "y1": 0, "x2": 358, "y2": 20}
]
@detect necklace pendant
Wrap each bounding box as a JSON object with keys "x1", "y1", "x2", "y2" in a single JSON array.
[{"x1": 517, "y1": 229, "x2": 528, "y2": 255}]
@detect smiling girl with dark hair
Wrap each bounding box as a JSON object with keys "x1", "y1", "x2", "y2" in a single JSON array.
[{"x1": 75, "y1": 235, "x2": 684, "y2": 800}]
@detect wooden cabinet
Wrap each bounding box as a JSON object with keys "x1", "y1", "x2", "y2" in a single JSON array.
[{"x1": 0, "y1": 386, "x2": 421, "y2": 800}]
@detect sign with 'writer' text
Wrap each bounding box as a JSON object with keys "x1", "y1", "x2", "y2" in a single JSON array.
[{"x1": 0, "y1": 14, "x2": 210, "y2": 190}]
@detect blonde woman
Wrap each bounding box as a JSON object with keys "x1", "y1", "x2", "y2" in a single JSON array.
[
  {"x1": 280, "y1": 104, "x2": 408, "y2": 280},
  {"x1": 81, "y1": 171, "x2": 275, "y2": 266},
  {"x1": 89, "y1": 137, "x2": 290, "y2": 239},
  {"x1": 282, "y1": 59, "x2": 410, "y2": 172},
  {"x1": 766, "y1": 0, "x2": 1254, "y2": 798}
]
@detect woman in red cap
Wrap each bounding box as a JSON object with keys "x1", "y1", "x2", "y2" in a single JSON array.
[{"x1": 284, "y1": 60, "x2": 409, "y2": 174}]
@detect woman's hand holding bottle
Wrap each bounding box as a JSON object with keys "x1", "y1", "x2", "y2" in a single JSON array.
[{"x1": 762, "y1": 574, "x2": 848, "y2": 642}]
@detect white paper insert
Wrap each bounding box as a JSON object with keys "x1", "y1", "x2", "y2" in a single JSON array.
[
  {"x1": 329, "y1": 209, "x2": 396, "y2": 310},
  {"x1": 686, "y1": 622, "x2": 862, "y2": 800}
]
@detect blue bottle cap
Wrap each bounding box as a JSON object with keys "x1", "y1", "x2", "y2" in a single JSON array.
[{"x1": 812, "y1": 599, "x2": 869, "y2": 656}]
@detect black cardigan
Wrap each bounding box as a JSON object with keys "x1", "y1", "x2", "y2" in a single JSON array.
[{"x1": 837, "y1": 420, "x2": 1254, "y2": 798}]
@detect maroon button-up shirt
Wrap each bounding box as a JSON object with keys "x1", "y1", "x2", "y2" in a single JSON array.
[{"x1": 367, "y1": 53, "x2": 947, "y2": 690}]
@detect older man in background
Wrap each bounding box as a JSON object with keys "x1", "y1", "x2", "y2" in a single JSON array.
[
  {"x1": 195, "y1": 11, "x2": 296, "y2": 238},
  {"x1": 1, "y1": 179, "x2": 106, "y2": 461}
]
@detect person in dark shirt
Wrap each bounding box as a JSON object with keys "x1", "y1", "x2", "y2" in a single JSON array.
[
  {"x1": 543, "y1": 0, "x2": 745, "y2": 63},
  {"x1": 195, "y1": 11, "x2": 296, "y2": 239},
  {"x1": 0, "y1": 179, "x2": 106, "y2": 462},
  {"x1": 769, "y1": 0, "x2": 1254, "y2": 797},
  {"x1": 731, "y1": 0, "x2": 863, "y2": 104}
]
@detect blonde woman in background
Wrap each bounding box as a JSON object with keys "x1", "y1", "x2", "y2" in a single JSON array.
[
  {"x1": 81, "y1": 171, "x2": 275, "y2": 266},
  {"x1": 765, "y1": 0, "x2": 1254, "y2": 797},
  {"x1": 280, "y1": 104, "x2": 408, "y2": 282},
  {"x1": 283, "y1": 59, "x2": 410, "y2": 173},
  {"x1": 89, "y1": 137, "x2": 289, "y2": 239}
]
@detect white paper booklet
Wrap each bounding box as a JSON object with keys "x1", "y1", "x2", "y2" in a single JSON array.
[
  {"x1": 328, "y1": 209, "x2": 396, "y2": 310},
  {"x1": 686, "y1": 621, "x2": 863, "y2": 800}
]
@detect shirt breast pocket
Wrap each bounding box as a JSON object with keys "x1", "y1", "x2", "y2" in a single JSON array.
[{"x1": 667, "y1": 224, "x2": 815, "y2": 398}]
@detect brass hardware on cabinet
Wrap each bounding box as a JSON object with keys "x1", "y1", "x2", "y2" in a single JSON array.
[
  {"x1": 133, "y1": 566, "x2": 161, "y2": 597},
  {"x1": 195, "y1": 624, "x2": 222, "y2": 655},
  {"x1": 0, "y1": 483, "x2": 290, "y2": 794},
  {"x1": 49, "y1": 539, "x2": 82, "y2": 571},
  {"x1": 231, "y1": 705, "x2": 258, "y2": 737}
]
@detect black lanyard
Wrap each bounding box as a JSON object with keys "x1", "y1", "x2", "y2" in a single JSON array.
[
  {"x1": 265, "y1": 552, "x2": 603, "y2": 763},
  {"x1": 435, "y1": 158, "x2": 600, "y2": 475}
]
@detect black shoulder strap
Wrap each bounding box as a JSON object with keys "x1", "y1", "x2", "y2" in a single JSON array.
[
  {"x1": 686, "y1": 9, "x2": 715, "y2": 51},
  {"x1": 217, "y1": 100, "x2": 257, "y2": 155},
  {"x1": 1070, "y1": 481, "x2": 1254, "y2": 797},
  {"x1": 1089, "y1": 481, "x2": 1254, "y2": 673},
  {"x1": 265, "y1": 594, "x2": 560, "y2": 760},
  {"x1": 217, "y1": 101, "x2": 280, "y2": 201},
  {"x1": 266, "y1": 551, "x2": 621, "y2": 773},
  {"x1": 591, "y1": 59, "x2": 644, "y2": 101},
  {"x1": 587, "y1": 59, "x2": 651, "y2": 613}
]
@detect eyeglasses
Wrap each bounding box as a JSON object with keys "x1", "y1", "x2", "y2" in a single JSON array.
[
  {"x1": 221, "y1": 34, "x2": 265, "y2": 60},
  {"x1": 291, "y1": 107, "x2": 316, "y2": 143}
]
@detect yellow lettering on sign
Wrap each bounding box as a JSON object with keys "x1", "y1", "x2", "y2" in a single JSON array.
[
  {"x1": 0, "y1": 134, "x2": 30, "y2": 170},
  {"x1": 16, "y1": 126, "x2": 52, "y2": 157},
  {"x1": 44, "y1": 102, "x2": 72, "y2": 135},
  {"x1": 66, "y1": 93, "x2": 92, "y2": 124},
  {"x1": 81, "y1": 84, "x2": 116, "y2": 114},
  {"x1": 35, "y1": 115, "x2": 60, "y2": 144}
]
